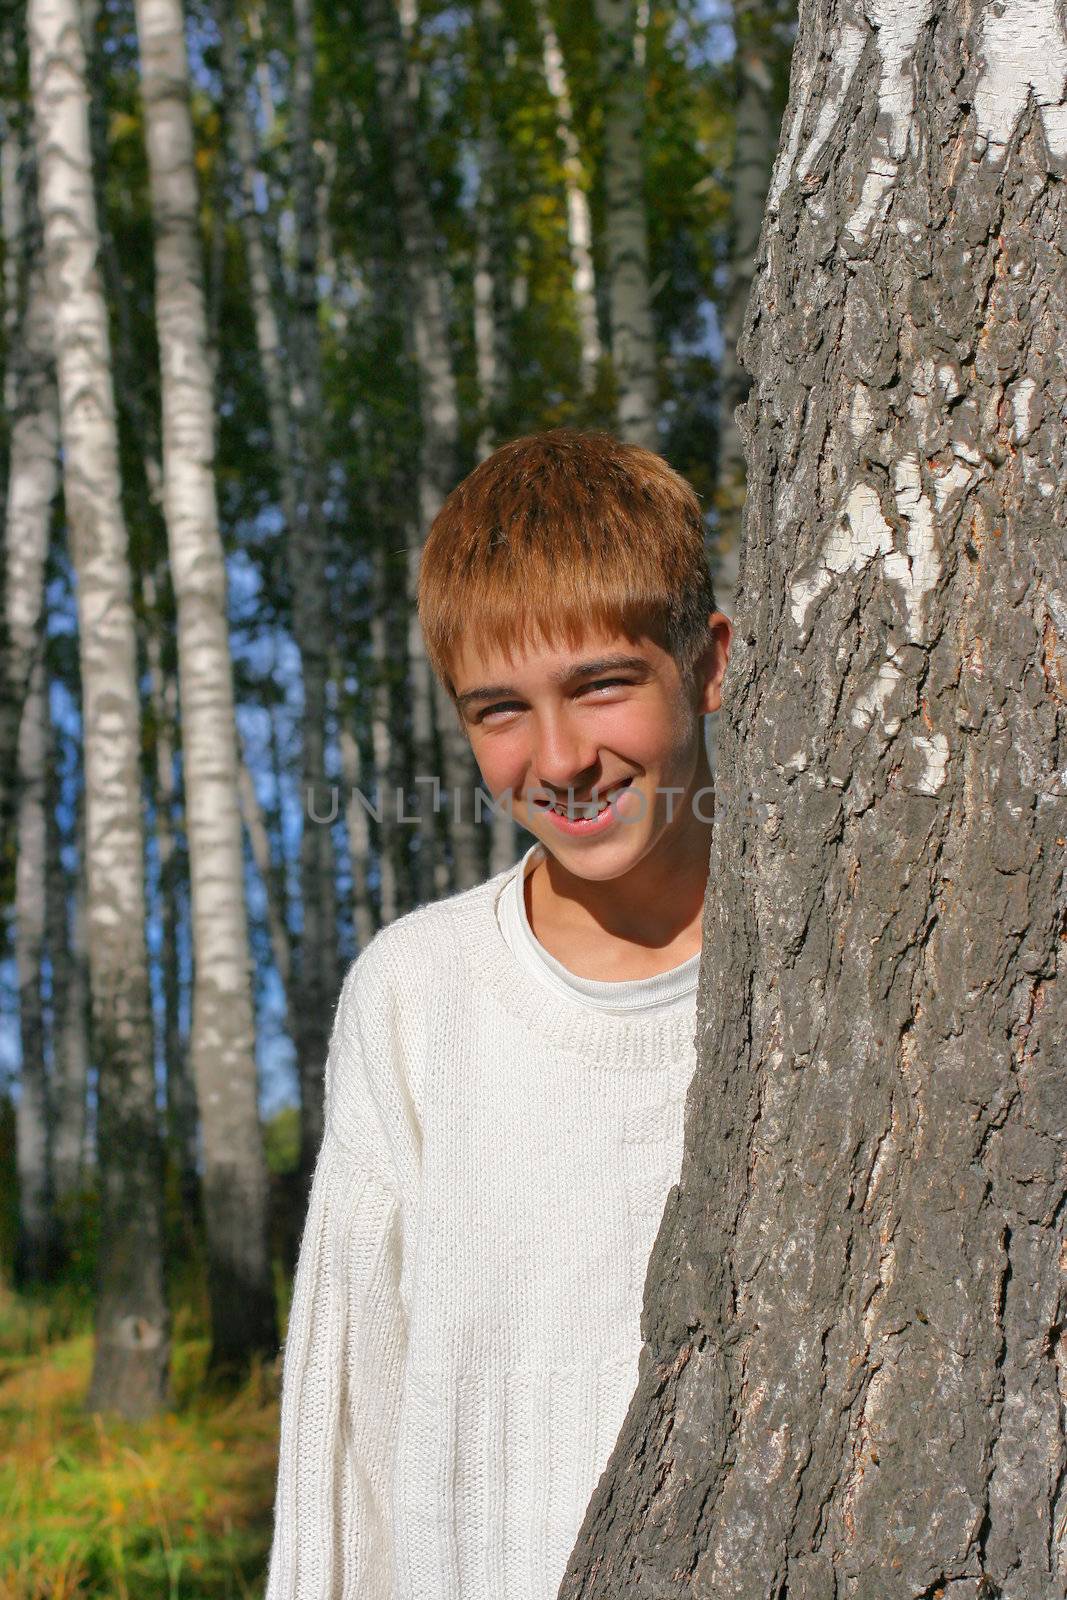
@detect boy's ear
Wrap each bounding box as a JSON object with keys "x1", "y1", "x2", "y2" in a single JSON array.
[{"x1": 695, "y1": 611, "x2": 733, "y2": 716}]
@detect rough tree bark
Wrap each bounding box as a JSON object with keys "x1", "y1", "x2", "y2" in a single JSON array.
[
  {"x1": 132, "y1": 0, "x2": 276, "y2": 1370},
  {"x1": 593, "y1": 0, "x2": 658, "y2": 448},
  {"x1": 561, "y1": 2, "x2": 1067, "y2": 1595},
  {"x1": 28, "y1": 0, "x2": 169, "y2": 1419}
]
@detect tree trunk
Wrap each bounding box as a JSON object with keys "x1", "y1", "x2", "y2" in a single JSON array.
[
  {"x1": 141, "y1": 566, "x2": 199, "y2": 1211},
  {"x1": 132, "y1": 0, "x2": 276, "y2": 1372},
  {"x1": 216, "y1": 2, "x2": 297, "y2": 532},
  {"x1": 532, "y1": 0, "x2": 602, "y2": 392},
  {"x1": 237, "y1": 737, "x2": 294, "y2": 990},
  {"x1": 368, "y1": 524, "x2": 405, "y2": 924},
  {"x1": 561, "y1": 2, "x2": 1067, "y2": 1595},
  {"x1": 471, "y1": 0, "x2": 517, "y2": 876},
  {"x1": 472, "y1": 0, "x2": 512, "y2": 460},
  {"x1": 713, "y1": 0, "x2": 781, "y2": 614},
  {"x1": 289, "y1": 0, "x2": 342, "y2": 1188},
  {"x1": 49, "y1": 770, "x2": 90, "y2": 1207},
  {"x1": 593, "y1": 0, "x2": 657, "y2": 448},
  {"x1": 362, "y1": 0, "x2": 485, "y2": 896},
  {"x1": 29, "y1": 0, "x2": 169, "y2": 1420},
  {"x1": 335, "y1": 676, "x2": 379, "y2": 953},
  {"x1": 14, "y1": 649, "x2": 60, "y2": 1284},
  {"x1": 361, "y1": 224, "x2": 439, "y2": 911},
  {"x1": 244, "y1": 0, "x2": 278, "y2": 142},
  {"x1": 0, "y1": 108, "x2": 58, "y2": 863}
]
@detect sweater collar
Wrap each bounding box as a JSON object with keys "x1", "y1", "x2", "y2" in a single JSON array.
[{"x1": 445, "y1": 857, "x2": 702, "y2": 1065}]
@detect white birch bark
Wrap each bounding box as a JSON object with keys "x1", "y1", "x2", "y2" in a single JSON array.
[
  {"x1": 532, "y1": 0, "x2": 602, "y2": 391},
  {"x1": 0, "y1": 110, "x2": 59, "y2": 857},
  {"x1": 28, "y1": 0, "x2": 169, "y2": 1418},
  {"x1": 593, "y1": 0, "x2": 658, "y2": 447},
  {"x1": 14, "y1": 649, "x2": 59, "y2": 1282},
  {"x1": 132, "y1": 0, "x2": 275, "y2": 1368}
]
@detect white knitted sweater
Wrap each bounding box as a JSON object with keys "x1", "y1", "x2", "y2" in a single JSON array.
[{"x1": 265, "y1": 852, "x2": 700, "y2": 1599}]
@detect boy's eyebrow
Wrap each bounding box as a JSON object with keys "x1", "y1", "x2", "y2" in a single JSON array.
[{"x1": 455, "y1": 654, "x2": 651, "y2": 713}]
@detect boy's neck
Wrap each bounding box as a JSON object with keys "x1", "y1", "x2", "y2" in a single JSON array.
[{"x1": 523, "y1": 753, "x2": 715, "y2": 982}]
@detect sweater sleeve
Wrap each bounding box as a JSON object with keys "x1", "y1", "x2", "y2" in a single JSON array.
[{"x1": 265, "y1": 953, "x2": 409, "y2": 1600}]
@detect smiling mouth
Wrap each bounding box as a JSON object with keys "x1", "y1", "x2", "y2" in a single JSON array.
[{"x1": 533, "y1": 776, "x2": 634, "y2": 820}]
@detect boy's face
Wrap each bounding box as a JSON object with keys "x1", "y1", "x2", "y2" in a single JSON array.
[{"x1": 451, "y1": 613, "x2": 732, "y2": 881}]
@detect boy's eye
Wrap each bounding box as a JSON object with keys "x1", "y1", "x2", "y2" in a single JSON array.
[{"x1": 478, "y1": 679, "x2": 633, "y2": 722}]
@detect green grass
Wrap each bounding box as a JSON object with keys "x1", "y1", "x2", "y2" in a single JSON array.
[{"x1": 0, "y1": 1283, "x2": 281, "y2": 1600}]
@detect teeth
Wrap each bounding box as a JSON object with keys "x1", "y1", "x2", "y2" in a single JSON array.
[{"x1": 548, "y1": 780, "x2": 629, "y2": 819}]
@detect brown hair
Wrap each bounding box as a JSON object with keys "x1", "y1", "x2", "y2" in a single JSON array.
[{"x1": 417, "y1": 428, "x2": 717, "y2": 698}]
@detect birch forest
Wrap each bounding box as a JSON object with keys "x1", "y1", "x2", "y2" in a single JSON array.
[{"x1": 0, "y1": 0, "x2": 794, "y2": 1588}]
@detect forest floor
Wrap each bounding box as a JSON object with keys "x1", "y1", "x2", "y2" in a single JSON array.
[{"x1": 0, "y1": 1279, "x2": 282, "y2": 1599}]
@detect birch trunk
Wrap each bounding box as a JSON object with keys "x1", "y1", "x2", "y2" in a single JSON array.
[
  {"x1": 592, "y1": 0, "x2": 657, "y2": 448},
  {"x1": 472, "y1": 0, "x2": 511, "y2": 460},
  {"x1": 562, "y1": 2, "x2": 1067, "y2": 1593},
  {"x1": 244, "y1": 0, "x2": 277, "y2": 142},
  {"x1": 714, "y1": 0, "x2": 780, "y2": 614},
  {"x1": 132, "y1": 0, "x2": 275, "y2": 1371},
  {"x1": 532, "y1": 0, "x2": 602, "y2": 391},
  {"x1": 29, "y1": 0, "x2": 169, "y2": 1419},
  {"x1": 335, "y1": 681, "x2": 379, "y2": 953},
  {"x1": 0, "y1": 118, "x2": 58, "y2": 859},
  {"x1": 472, "y1": 0, "x2": 517, "y2": 876},
  {"x1": 237, "y1": 741, "x2": 293, "y2": 990},
  {"x1": 142, "y1": 567, "x2": 198, "y2": 1209},
  {"x1": 369, "y1": 529, "x2": 403, "y2": 924},
  {"x1": 49, "y1": 773, "x2": 90, "y2": 1206},
  {"x1": 363, "y1": 230, "x2": 438, "y2": 910},
  {"x1": 289, "y1": 0, "x2": 341, "y2": 1185},
  {"x1": 363, "y1": 0, "x2": 485, "y2": 895},
  {"x1": 216, "y1": 3, "x2": 296, "y2": 532},
  {"x1": 14, "y1": 650, "x2": 60, "y2": 1284}
]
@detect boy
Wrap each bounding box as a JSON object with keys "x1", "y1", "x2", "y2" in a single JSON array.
[{"x1": 265, "y1": 429, "x2": 733, "y2": 1599}]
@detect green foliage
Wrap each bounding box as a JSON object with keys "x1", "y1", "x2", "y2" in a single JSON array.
[{"x1": 262, "y1": 1107, "x2": 300, "y2": 1177}]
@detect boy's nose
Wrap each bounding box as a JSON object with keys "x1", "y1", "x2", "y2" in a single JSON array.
[{"x1": 530, "y1": 713, "x2": 601, "y2": 795}]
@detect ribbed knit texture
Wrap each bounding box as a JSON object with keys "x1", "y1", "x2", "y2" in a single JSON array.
[{"x1": 265, "y1": 855, "x2": 700, "y2": 1599}]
